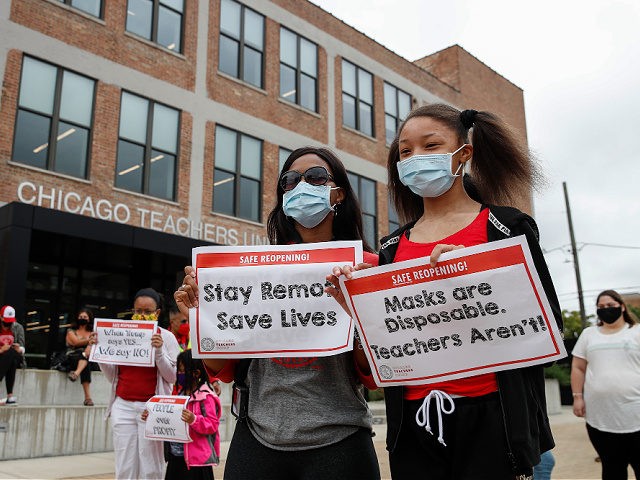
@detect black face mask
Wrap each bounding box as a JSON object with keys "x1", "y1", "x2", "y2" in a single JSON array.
[
  {"x1": 1, "y1": 322, "x2": 11, "y2": 329},
  {"x1": 597, "y1": 306, "x2": 622, "y2": 324},
  {"x1": 77, "y1": 319, "x2": 89, "y2": 326}
]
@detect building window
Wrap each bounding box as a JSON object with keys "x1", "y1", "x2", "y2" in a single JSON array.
[
  {"x1": 384, "y1": 82, "x2": 411, "y2": 145},
  {"x1": 348, "y1": 172, "x2": 377, "y2": 248},
  {"x1": 280, "y1": 28, "x2": 318, "y2": 112},
  {"x1": 126, "y1": 0, "x2": 184, "y2": 53},
  {"x1": 219, "y1": 0, "x2": 264, "y2": 89},
  {"x1": 57, "y1": 0, "x2": 103, "y2": 17},
  {"x1": 213, "y1": 126, "x2": 262, "y2": 222},
  {"x1": 115, "y1": 92, "x2": 180, "y2": 201},
  {"x1": 342, "y1": 60, "x2": 374, "y2": 137},
  {"x1": 12, "y1": 56, "x2": 95, "y2": 179},
  {"x1": 388, "y1": 198, "x2": 400, "y2": 234},
  {"x1": 278, "y1": 147, "x2": 292, "y2": 173}
]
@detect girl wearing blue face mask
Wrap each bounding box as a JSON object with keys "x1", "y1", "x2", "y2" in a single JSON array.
[
  {"x1": 330, "y1": 104, "x2": 563, "y2": 479},
  {"x1": 175, "y1": 147, "x2": 381, "y2": 480}
]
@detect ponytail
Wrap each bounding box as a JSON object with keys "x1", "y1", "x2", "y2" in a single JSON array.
[{"x1": 468, "y1": 110, "x2": 541, "y2": 206}]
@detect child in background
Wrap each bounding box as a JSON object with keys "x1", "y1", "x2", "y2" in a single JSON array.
[{"x1": 143, "y1": 349, "x2": 221, "y2": 480}]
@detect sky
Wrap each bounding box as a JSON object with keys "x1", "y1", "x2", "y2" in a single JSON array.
[{"x1": 312, "y1": 0, "x2": 640, "y2": 316}]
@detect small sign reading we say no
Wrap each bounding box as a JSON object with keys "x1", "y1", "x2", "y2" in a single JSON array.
[{"x1": 89, "y1": 319, "x2": 157, "y2": 366}]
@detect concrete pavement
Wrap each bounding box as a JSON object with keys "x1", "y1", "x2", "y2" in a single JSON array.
[{"x1": 0, "y1": 406, "x2": 635, "y2": 479}]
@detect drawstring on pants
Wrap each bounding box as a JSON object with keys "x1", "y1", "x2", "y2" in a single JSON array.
[{"x1": 415, "y1": 390, "x2": 456, "y2": 446}]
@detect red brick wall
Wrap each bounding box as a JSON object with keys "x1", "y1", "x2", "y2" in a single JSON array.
[{"x1": 11, "y1": 0, "x2": 197, "y2": 91}]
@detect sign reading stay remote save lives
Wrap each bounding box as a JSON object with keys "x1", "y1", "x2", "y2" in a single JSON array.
[
  {"x1": 191, "y1": 241, "x2": 363, "y2": 358},
  {"x1": 339, "y1": 236, "x2": 567, "y2": 387}
]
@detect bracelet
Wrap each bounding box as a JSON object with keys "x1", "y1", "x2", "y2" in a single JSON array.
[{"x1": 572, "y1": 392, "x2": 583, "y2": 397}]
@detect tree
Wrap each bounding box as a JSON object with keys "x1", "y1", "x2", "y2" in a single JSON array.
[{"x1": 562, "y1": 309, "x2": 592, "y2": 339}]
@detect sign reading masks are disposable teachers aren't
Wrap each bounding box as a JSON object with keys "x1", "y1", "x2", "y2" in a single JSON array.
[
  {"x1": 191, "y1": 241, "x2": 363, "y2": 358},
  {"x1": 339, "y1": 236, "x2": 567, "y2": 387}
]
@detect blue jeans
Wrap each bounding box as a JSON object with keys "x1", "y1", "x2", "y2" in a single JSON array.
[{"x1": 533, "y1": 450, "x2": 555, "y2": 480}]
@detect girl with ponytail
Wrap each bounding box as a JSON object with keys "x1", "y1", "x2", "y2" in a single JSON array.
[{"x1": 331, "y1": 103, "x2": 563, "y2": 479}]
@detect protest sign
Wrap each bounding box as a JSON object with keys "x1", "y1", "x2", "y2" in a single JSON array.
[
  {"x1": 191, "y1": 241, "x2": 363, "y2": 358},
  {"x1": 89, "y1": 319, "x2": 156, "y2": 366},
  {"x1": 144, "y1": 395, "x2": 191, "y2": 443},
  {"x1": 339, "y1": 236, "x2": 566, "y2": 387}
]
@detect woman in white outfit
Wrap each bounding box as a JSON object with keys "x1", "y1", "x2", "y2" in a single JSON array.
[
  {"x1": 90, "y1": 288, "x2": 180, "y2": 480},
  {"x1": 571, "y1": 289, "x2": 640, "y2": 479}
]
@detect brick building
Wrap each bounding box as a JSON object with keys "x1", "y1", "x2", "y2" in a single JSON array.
[{"x1": 0, "y1": 0, "x2": 528, "y2": 367}]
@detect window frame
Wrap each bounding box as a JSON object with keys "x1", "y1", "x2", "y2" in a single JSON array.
[
  {"x1": 218, "y1": 0, "x2": 266, "y2": 89},
  {"x1": 57, "y1": 0, "x2": 104, "y2": 18},
  {"x1": 384, "y1": 81, "x2": 412, "y2": 145},
  {"x1": 12, "y1": 55, "x2": 97, "y2": 179},
  {"x1": 115, "y1": 90, "x2": 181, "y2": 201},
  {"x1": 126, "y1": 0, "x2": 185, "y2": 54},
  {"x1": 213, "y1": 125, "x2": 263, "y2": 223},
  {"x1": 279, "y1": 27, "x2": 318, "y2": 112},
  {"x1": 347, "y1": 171, "x2": 378, "y2": 248},
  {"x1": 341, "y1": 59, "x2": 375, "y2": 137}
]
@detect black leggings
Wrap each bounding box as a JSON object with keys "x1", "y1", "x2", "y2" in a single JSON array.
[
  {"x1": 0, "y1": 348, "x2": 20, "y2": 394},
  {"x1": 587, "y1": 423, "x2": 640, "y2": 480},
  {"x1": 224, "y1": 420, "x2": 380, "y2": 480}
]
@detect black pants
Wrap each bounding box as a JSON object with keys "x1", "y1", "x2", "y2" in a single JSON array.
[
  {"x1": 224, "y1": 420, "x2": 380, "y2": 480},
  {"x1": 67, "y1": 349, "x2": 93, "y2": 383},
  {"x1": 390, "y1": 393, "x2": 526, "y2": 480},
  {"x1": 0, "y1": 348, "x2": 20, "y2": 394},
  {"x1": 587, "y1": 423, "x2": 640, "y2": 480},
  {"x1": 165, "y1": 453, "x2": 214, "y2": 480}
]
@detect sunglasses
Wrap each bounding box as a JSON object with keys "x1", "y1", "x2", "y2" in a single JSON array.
[{"x1": 279, "y1": 166, "x2": 334, "y2": 192}]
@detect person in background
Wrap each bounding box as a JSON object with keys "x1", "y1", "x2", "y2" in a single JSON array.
[
  {"x1": 175, "y1": 147, "x2": 381, "y2": 480},
  {"x1": 66, "y1": 307, "x2": 95, "y2": 406},
  {"x1": 169, "y1": 304, "x2": 190, "y2": 351},
  {"x1": 0, "y1": 305, "x2": 25, "y2": 405},
  {"x1": 89, "y1": 287, "x2": 180, "y2": 480},
  {"x1": 142, "y1": 349, "x2": 222, "y2": 480},
  {"x1": 329, "y1": 104, "x2": 562, "y2": 479},
  {"x1": 571, "y1": 289, "x2": 640, "y2": 479}
]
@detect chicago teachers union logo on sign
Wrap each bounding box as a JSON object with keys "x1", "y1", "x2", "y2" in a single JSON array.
[
  {"x1": 200, "y1": 337, "x2": 215, "y2": 351},
  {"x1": 379, "y1": 364, "x2": 394, "y2": 380}
]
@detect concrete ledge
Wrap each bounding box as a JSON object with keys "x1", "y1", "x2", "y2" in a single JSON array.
[
  {"x1": 10, "y1": 368, "x2": 111, "y2": 406},
  {"x1": 0, "y1": 405, "x2": 112, "y2": 459}
]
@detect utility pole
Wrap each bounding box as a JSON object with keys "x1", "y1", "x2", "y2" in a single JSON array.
[{"x1": 563, "y1": 181, "x2": 587, "y2": 328}]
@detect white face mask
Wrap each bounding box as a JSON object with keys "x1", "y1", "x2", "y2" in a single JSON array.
[
  {"x1": 282, "y1": 182, "x2": 339, "y2": 229},
  {"x1": 397, "y1": 145, "x2": 466, "y2": 198}
]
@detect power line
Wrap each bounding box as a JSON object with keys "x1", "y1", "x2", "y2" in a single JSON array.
[{"x1": 543, "y1": 242, "x2": 640, "y2": 253}]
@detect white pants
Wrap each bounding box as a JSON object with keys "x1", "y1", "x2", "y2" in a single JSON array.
[{"x1": 111, "y1": 396, "x2": 165, "y2": 480}]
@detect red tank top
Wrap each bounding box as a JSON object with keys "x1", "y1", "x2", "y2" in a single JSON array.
[{"x1": 393, "y1": 208, "x2": 498, "y2": 400}]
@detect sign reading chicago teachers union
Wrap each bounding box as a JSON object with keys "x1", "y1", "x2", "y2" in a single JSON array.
[
  {"x1": 191, "y1": 241, "x2": 363, "y2": 358},
  {"x1": 339, "y1": 236, "x2": 566, "y2": 387}
]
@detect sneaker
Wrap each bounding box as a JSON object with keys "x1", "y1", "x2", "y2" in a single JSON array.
[{"x1": 5, "y1": 396, "x2": 17, "y2": 405}]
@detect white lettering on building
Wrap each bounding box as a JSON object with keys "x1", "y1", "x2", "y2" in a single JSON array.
[{"x1": 15, "y1": 182, "x2": 267, "y2": 246}]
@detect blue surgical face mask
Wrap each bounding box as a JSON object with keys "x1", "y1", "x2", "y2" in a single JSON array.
[
  {"x1": 397, "y1": 145, "x2": 466, "y2": 198},
  {"x1": 282, "y1": 182, "x2": 339, "y2": 229}
]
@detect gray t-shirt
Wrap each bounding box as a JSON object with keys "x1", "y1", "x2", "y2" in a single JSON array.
[{"x1": 245, "y1": 352, "x2": 373, "y2": 450}]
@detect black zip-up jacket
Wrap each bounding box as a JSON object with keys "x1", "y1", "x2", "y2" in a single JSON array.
[{"x1": 378, "y1": 204, "x2": 563, "y2": 474}]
